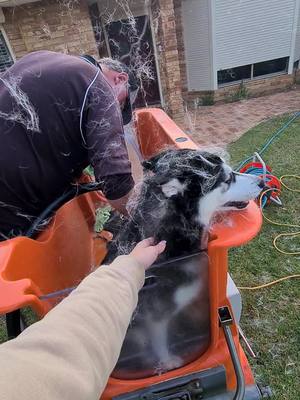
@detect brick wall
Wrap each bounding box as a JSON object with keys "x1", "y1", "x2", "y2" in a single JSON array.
[
  {"x1": 215, "y1": 74, "x2": 295, "y2": 102},
  {"x1": 184, "y1": 74, "x2": 295, "y2": 105},
  {"x1": 2, "y1": 0, "x2": 185, "y2": 120},
  {"x1": 3, "y1": 0, "x2": 98, "y2": 60},
  {"x1": 173, "y1": 0, "x2": 187, "y2": 96},
  {"x1": 151, "y1": 0, "x2": 185, "y2": 120},
  {"x1": 4, "y1": 0, "x2": 294, "y2": 118}
]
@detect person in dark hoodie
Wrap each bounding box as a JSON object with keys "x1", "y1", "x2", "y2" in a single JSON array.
[{"x1": 0, "y1": 51, "x2": 139, "y2": 240}]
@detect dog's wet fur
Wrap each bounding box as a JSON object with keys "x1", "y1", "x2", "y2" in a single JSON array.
[{"x1": 105, "y1": 148, "x2": 264, "y2": 378}]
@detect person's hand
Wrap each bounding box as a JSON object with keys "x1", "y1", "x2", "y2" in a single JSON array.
[{"x1": 130, "y1": 238, "x2": 166, "y2": 269}]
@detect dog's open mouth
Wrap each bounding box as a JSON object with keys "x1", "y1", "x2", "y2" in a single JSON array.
[{"x1": 223, "y1": 201, "x2": 249, "y2": 209}]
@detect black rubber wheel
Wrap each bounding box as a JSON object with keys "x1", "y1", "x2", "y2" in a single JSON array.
[{"x1": 258, "y1": 383, "x2": 273, "y2": 398}]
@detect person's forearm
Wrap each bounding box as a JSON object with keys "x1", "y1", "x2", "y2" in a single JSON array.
[
  {"x1": 0, "y1": 255, "x2": 145, "y2": 400},
  {"x1": 101, "y1": 173, "x2": 134, "y2": 204}
]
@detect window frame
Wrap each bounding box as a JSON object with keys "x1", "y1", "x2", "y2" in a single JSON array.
[
  {"x1": 0, "y1": 26, "x2": 16, "y2": 72},
  {"x1": 218, "y1": 57, "x2": 289, "y2": 88},
  {"x1": 217, "y1": 64, "x2": 252, "y2": 86},
  {"x1": 252, "y1": 57, "x2": 289, "y2": 79}
]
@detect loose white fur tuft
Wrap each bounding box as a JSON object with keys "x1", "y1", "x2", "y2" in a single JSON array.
[{"x1": 161, "y1": 178, "x2": 186, "y2": 198}]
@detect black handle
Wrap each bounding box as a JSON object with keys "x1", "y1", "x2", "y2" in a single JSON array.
[{"x1": 219, "y1": 307, "x2": 246, "y2": 400}]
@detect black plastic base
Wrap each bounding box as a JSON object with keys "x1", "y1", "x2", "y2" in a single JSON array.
[{"x1": 113, "y1": 366, "x2": 265, "y2": 400}]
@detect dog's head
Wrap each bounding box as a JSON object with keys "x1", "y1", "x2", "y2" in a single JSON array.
[{"x1": 143, "y1": 148, "x2": 264, "y2": 227}]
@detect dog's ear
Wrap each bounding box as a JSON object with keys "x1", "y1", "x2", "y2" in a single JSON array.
[
  {"x1": 142, "y1": 159, "x2": 156, "y2": 172},
  {"x1": 142, "y1": 150, "x2": 172, "y2": 172}
]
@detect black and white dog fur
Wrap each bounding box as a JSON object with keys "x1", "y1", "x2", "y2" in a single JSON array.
[
  {"x1": 105, "y1": 148, "x2": 264, "y2": 262},
  {"x1": 105, "y1": 148, "x2": 264, "y2": 378}
]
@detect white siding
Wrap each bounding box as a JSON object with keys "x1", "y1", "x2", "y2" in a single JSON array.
[
  {"x1": 215, "y1": 0, "x2": 295, "y2": 70},
  {"x1": 294, "y1": 2, "x2": 300, "y2": 61},
  {"x1": 182, "y1": 0, "x2": 214, "y2": 91}
]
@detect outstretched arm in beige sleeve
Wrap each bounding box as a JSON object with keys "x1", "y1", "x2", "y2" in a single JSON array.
[{"x1": 0, "y1": 238, "x2": 166, "y2": 400}]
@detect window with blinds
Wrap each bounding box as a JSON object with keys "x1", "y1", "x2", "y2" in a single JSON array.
[{"x1": 0, "y1": 31, "x2": 14, "y2": 72}]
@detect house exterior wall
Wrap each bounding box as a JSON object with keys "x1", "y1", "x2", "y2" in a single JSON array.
[
  {"x1": 294, "y1": 1, "x2": 300, "y2": 61},
  {"x1": 181, "y1": 0, "x2": 213, "y2": 91},
  {"x1": 0, "y1": 0, "x2": 299, "y2": 116},
  {"x1": 214, "y1": 74, "x2": 295, "y2": 102},
  {"x1": 151, "y1": 0, "x2": 185, "y2": 120},
  {"x1": 173, "y1": 0, "x2": 300, "y2": 105},
  {"x1": 173, "y1": 0, "x2": 188, "y2": 96},
  {"x1": 214, "y1": 0, "x2": 295, "y2": 70},
  {"x1": 2, "y1": 0, "x2": 184, "y2": 119},
  {"x1": 178, "y1": 0, "x2": 300, "y2": 103},
  {"x1": 2, "y1": 0, "x2": 98, "y2": 60}
]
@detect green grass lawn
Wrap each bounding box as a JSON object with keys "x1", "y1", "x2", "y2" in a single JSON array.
[
  {"x1": 228, "y1": 113, "x2": 300, "y2": 399},
  {"x1": 0, "y1": 316, "x2": 6, "y2": 344},
  {"x1": 0, "y1": 113, "x2": 299, "y2": 399}
]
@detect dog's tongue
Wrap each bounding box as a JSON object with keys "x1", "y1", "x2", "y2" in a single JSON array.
[{"x1": 223, "y1": 201, "x2": 249, "y2": 209}]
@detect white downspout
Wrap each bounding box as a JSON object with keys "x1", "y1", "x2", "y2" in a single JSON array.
[
  {"x1": 208, "y1": 0, "x2": 217, "y2": 90},
  {"x1": 288, "y1": 0, "x2": 300, "y2": 74}
]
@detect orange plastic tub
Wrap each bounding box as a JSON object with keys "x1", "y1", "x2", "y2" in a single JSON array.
[
  {"x1": 0, "y1": 191, "x2": 107, "y2": 317},
  {"x1": 102, "y1": 200, "x2": 262, "y2": 398},
  {"x1": 0, "y1": 108, "x2": 262, "y2": 398}
]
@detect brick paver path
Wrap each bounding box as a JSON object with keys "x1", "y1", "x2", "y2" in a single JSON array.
[{"x1": 181, "y1": 87, "x2": 300, "y2": 146}]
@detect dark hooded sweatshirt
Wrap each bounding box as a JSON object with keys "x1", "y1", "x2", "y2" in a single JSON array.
[{"x1": 0, "y1": 51, "x2": 133, "y2": 239}]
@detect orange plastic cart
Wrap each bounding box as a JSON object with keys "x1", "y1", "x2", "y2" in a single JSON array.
[{"x1": 0, "y1": 109, "x2": 265, "y2": 399}]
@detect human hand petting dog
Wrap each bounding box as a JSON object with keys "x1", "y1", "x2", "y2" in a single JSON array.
[{"x1": 130, "y1": 238, "x2": 166, "y2": 269}]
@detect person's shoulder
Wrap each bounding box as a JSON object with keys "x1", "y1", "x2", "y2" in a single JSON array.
[
  {"x1": 16, "y1": 51, "x2": 99, "y2": 76},
  {"x1": 9, "y1": 50, "x2": 113, "y2": 95},
  {"x1": 17, "y1": 50, "x2": 72, "y2": 64}
]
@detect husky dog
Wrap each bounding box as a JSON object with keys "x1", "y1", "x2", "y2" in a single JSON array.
[
  {"x1": 104, "y1": 149, "x2": 264, "y2": 378},
  {"x1": 105, "y1": 148, "x2": 264, "y2": 261}
]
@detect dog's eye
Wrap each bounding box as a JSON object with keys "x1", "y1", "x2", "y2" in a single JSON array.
[{"x1": 225, "y1": 174, "x2": 233, "y2": 185}]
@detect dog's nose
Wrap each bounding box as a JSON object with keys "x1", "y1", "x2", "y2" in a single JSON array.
[{"x1": 258, "y1": 179, "x2": 265, "y2": 189}]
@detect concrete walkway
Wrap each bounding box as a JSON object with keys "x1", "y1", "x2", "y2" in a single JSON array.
[{"x1": 182, "y1": 86, "x2": 300, "y2": 147}]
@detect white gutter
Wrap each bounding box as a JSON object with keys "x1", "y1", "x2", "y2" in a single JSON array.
[
  {"x1": 288, "y1": 0, "x2": 300, "y2": 74},
  {"x1": 208, "y1": 0, "x2": 217, "y2": 90}
]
